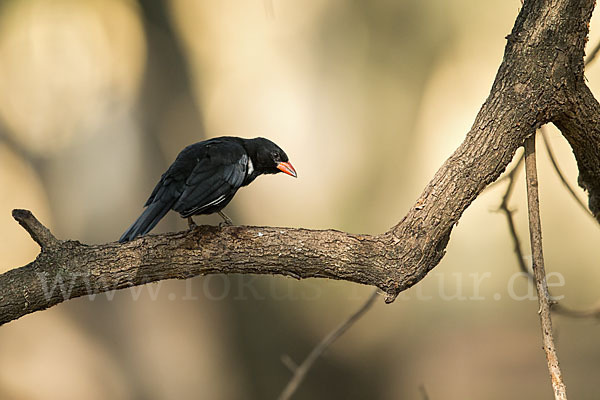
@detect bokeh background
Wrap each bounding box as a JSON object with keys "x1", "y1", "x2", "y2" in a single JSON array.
[{"x1": 1, "y1": 0, "x2": 599, "y2": 399}]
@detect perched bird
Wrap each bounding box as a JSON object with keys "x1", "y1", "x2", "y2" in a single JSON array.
[{"x1": 119, "y1": 136, "x2": 296, "y2": 242}]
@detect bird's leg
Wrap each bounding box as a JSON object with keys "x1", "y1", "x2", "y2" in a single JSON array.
[
  {"x1": 218, "y1": 211, "x2": 233, "y2": 226},
  {"x1": 187, "y1": 216, "x2": 197, "y2": 230}
]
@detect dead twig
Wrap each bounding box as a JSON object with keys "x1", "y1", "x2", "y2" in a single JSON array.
[
  {"x1": 540, "y1": 127, "x2": 594, "y2": 219},
  {"x1": 524, "y1": 134, "x2": 567, "y2": 400},
  {"x1": 497, "y1": 153, "x2": 528, "y2": 274},
  {"x1": 553, "y1": 303, "x2": 600, "y2": 319},
  {"x1": 585, "y1": 39, "x2": 600, "y2": 66},
  {"x1": 278, "y1": 289, "x2": 379, "y2": 400},
  {"x1": 419, "y1": 384, "x2": 431, "y2": 400},
  {"x1": 497, "y1": 132, "x2": 600, "y2": 319}
]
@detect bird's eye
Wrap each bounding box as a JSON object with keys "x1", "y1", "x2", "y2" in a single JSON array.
[{"x1": 271, "y1": 152, "x2": 280, "y2": 161}]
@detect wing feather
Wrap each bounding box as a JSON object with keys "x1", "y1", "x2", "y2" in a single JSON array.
[{"x1": 173, "y1": 143, "x2": 248, "y2": 217}]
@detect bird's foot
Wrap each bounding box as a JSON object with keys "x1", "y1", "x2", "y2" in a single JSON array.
[
  {"x1": 217, "y1": 211, "x2": 233, "y2": 227},
  {"x1": 187, "y1": 217, "x2": 198, "y2": 230}
]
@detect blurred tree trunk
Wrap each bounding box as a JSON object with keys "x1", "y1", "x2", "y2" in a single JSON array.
[
  {"x1": 67, "y1": 2, "x2": 207, "y2": 398},
  {"x1": 136, "y1": 0, "x2": 205, "y2": 196}
]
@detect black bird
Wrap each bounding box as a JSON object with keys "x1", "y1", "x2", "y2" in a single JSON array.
[{"x1": 119, "y1": 136, "x2": 296, "y2": 242}]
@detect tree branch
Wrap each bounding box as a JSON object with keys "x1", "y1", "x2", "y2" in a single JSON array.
[
  {"x1": 524, "y1": 135, "x2": 568, "y2": 400},
  {"x1": 0, "y1": 211, "x2": 391, "y2": 325}
]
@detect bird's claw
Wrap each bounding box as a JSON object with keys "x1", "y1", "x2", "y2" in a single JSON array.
[
  {"x1": 187, "y1": 217, "x2": 198, "y2": 230},
  {"x1": 217, "y1": 211, "x2": 233, "y2": 227}
]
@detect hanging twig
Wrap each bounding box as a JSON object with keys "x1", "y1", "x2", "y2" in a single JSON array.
[
  {"x1": 585, "y1": 39, "x2": 600, "y2": 66},
  {"x1": 540, "y1": 127, "x2": 594, "y2": 219},
  {"x1": 419, "y1": 384, "x2": 431, "y2": 400},
  {"x1": 497, "y1": 154, "x2": 528, "y2": 274},
  {"x1": 524, "y1": 134, "x2": 568, "y2": 400},
  {"x1": 278, "y1": 289, "x2": 379, "y2": 400},
  {"x1": 495, "y1": 128, "x2": 600, "y2": 319},
  {"x1": 553, "y1": 302, "x2": 600, "y2": 319}
]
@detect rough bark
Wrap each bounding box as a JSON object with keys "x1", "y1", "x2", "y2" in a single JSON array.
[{"x1": 1, "y1": 0, "x2": 600, "y2": 326}]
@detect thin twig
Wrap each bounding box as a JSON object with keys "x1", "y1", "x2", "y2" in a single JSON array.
[
  {"x1": 585, "y1": 39, "x2": 600, "y2": 66},
  {"x1": 553, "y1": 302, "x2": 600, "y2": 319},
  {"x1": 280, "y1": 354, "x2": 298, "y2": 372},
  {"x1": 497, "y1": 154, "x2": 528, "y2": 274},
  {"x1": 540, "y1": 127, "x2": 594, "y2": 219},
  {"x1": 524, "y1": 134, "x2": 568, "y2": 400},
  {"x1": 419, "y1": 384, "x2": 431, "y2": 400},
  {"x1": 499, "y1": 205, "x2": 600, "y2": 319},
  {"x1": 497, "y1": 137, "x2": 600, "y2": 319},
  {"x1": 502, "y1": 197, "x2": 600, "y2": 318},
  {"x1": 278, "y1": 290, "x2": 379, "y2": 400}
]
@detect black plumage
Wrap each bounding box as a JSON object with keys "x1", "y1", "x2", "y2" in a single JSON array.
[{"x1": 119, "y1": 136, "x2": 296, "y2": 242}]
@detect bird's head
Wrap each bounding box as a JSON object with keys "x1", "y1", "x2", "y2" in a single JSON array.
[{"x1": 246, "y1": 137, "x2": 297, "y2": 178}]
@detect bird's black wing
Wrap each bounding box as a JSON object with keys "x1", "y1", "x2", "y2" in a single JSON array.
[
  {"x1": 172, "y1": 140, "x2": 248, "y2": 217},
  {"x1": 119, "y1": 139, "x2": 247, "y2": 242}
]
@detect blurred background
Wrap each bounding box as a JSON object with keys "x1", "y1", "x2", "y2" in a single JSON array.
[{"x1": 0, "y1": 0, "x2": 599, "y2": 398}]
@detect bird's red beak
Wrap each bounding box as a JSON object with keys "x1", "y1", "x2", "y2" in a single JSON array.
[{"x1": 277, "y1": 161, "x2": 297, "y2": 178}]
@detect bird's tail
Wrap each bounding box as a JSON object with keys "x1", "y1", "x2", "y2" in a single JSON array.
[{"x1": 119, "y1": 200, "x2": 174, "y2": 242}]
